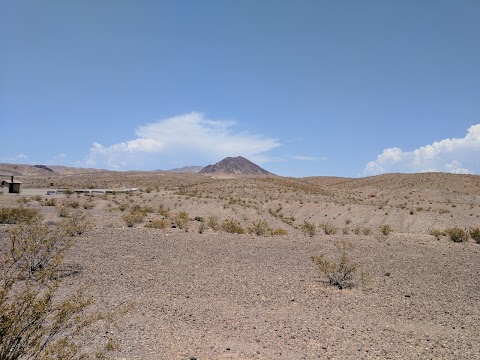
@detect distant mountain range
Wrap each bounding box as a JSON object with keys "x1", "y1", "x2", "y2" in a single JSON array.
[
  {"x1": 199, "y1": 156, "x2": 274, "y2": 176},
  {"x1": 0, "y1": 157, "x2": 273, "y2": 177},
  {"x1": 164, "y1": 166, "x2": 204, "y2": 173}
]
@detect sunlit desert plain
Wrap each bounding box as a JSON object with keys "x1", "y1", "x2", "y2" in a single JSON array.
[{"x1": 1, "y1": 164, "x2": 480, "y2": 359}]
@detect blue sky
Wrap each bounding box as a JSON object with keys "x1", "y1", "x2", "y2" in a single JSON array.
[{"x1": 1, "y1": 1, "x2": 479, "y2": 177}]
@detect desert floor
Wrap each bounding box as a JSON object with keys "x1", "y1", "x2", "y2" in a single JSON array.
[{"x1": 1, "y1": 172, "x2": 480, "y2": 359}]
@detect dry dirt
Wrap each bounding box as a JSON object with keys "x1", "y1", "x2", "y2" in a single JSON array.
[{"x1": 1, "y1": 172, "x2": 480, "y2": 359}]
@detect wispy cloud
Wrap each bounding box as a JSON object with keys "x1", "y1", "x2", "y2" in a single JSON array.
[
  {"x1": 363, "y1": 124, "x2": 480, "y2": 175},
  {"x1": 83, "y1": 113, "x2": 280, "y2": 169},
  {"x1": 288, "y1": 155, "x2": 327, "y2": 161}
]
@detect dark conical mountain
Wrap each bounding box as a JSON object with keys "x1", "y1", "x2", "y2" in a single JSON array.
[{"x1": 199, "y1": 156, "x2": 274, "y2": 176}]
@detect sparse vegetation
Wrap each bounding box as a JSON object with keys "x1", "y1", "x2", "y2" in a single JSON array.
[
  {"x1": 311, "y1": 241, "x2": 358, "y2": 289},
  {"x1": 430, "y1": 229, "x2": 443, "y2": 240},
  {"x1": 379, "y1": 224, "x2": 392, "y2": 236},
  {"x1": 221, "y1": 219, "x2": 245, "y2": 234},
  {"x1": 0, "y1": 207, "x2": 42, "y2": 224},
  {"x1": 444, "y1": 227, "x2": 468, "y2": 243},
  {"x1": 0, "y1": 216, "x2": 117, "y2": 359},
  {"x1": 122, "y1": 212, "x2": 145, "y2": 228},
  {"x1": 300, "y1": 221, "x2": 316, "y2": 237},
  {"x1": 248, "y1": 220, "x2": 270, "y2": 236},
  {"x1": 319, "y1": 221, "x2": 338, "y2": 235},
  {"x1": 172, "y1": 211, "x2": 190, "y2": 230},
  {"x1": 145, "y1": 219, "x2": 169, "y2": 229},
  {"x1": 469, "y1": 227, "x2": 480, "y2": 244}
]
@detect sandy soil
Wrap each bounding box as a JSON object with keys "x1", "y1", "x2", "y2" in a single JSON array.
[{"x1": 1, "y1": 172, "x2": 480, "y2": 359}]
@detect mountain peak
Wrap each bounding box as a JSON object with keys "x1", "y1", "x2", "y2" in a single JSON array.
[{"x1": 199, "y1": 156, "x2": 274, "y2": 176}]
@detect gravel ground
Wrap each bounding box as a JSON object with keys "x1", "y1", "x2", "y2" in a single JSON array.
[{"x1": 64, "y1": 228, "x2": 480, "y2": 359}]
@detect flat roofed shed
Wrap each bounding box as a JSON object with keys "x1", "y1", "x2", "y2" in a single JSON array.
[{"x1": 1, "y1": 176, "x2": 22, "y2": 193}]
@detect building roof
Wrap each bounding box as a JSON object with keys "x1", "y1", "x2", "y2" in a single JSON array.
[{"x1": 2, "y1": 179, "x2": 22, "y2": 184}]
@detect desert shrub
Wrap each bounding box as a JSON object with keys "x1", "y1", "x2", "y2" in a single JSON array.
[
  {"x1": 221, "y1": 219, "x2": 245, "y2": 234},
  {"x1": 300, "y1": 221, "x2": 316, "y2": 237},
  {"x1": 0, "y1": 207, "x2": 42, "y2": 224},
  {"x1": 362, "y1": 227, "x2": 371, "y2": 236},
  {"x1": 65, "y1": 200, "x2": 80, "y2": 209},
  {"x1": 0, "y1": 218, "x2": 117, "y2": 359},
  {"x1": 379, "y1": 224, "x2": 392, "y2": 236},
  {"x1": 118, "y1": 203, "x2": 128, "y2": 212},
  {"x1": 270, "y1": 228, "x2": 288, "y2": 236},
  {"x1": 63, "y1": 211, "x2": 92, "y2": 236},
  {"x1": 31, "y1": 195, "x2": 43, "y2": 202},
  {"x1": 353, "y1": 226, "x2": 361, "y2": 235},
  {"x1": 249, "y1": 220, "x2": 270, "y2": 236},
  {"x1": 58, "y1": 206, "x2": 70, "y2": 218},
  {"x1": 122, "y1": 212, "x2": 145, "y2": 228},
  {"x1": 83, "y1": 201, "x2": 95, "y2": 209},
  {"x1": 445, "y1": 227, "x2": 468, "y2": 243},
  {"x1": 158, "y1": 205, "x2": 170, "y2": 218},
  {"x1": 145, "y1": 219, "x2": 169, "y2": 229},
  {"x1": 207, "y1": 215, "x2": 220, "y2": 231},
  {"x1": 320, "y1": 221, "x2": 338, "y2": 235},
  {"x1": 17, "y1": 197, "x2": 30, "y2": 204},
  {"x1": 429, "y1": 229, "x2": 443, "y2": 240},
  {"x1": 311, "y1": 242, "x2": 358, "y2": 289},
  {"x1": 43, "y1": 198, "x2": 57, "y2": 206},
  {"x1": 172, "y1": 211, "x2": 190, "y2": 230},
  {"x1": 342, "y1": 227, "x2": 349, "y2": 235},
  {"x1": 469, "y1": 227, "x2": 480, "y2": 244}
]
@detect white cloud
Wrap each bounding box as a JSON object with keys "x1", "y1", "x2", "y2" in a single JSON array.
[
  {"x1": 83, "y1": 113, "x2": 280, "y2": 169},
  {"x1": 363, "y1": 124, "x2": 480, "y2": 176}
]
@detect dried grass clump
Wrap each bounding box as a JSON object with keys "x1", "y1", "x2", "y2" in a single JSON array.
[
  {"x1": 444, "y1": 227, "x2": 468, "y2": 243},
  {"x1": 172, "y1": 211, "x2": 190, "y2": 230},
  {"x1": 300, "y1": 221, "x2": 316, "y2": 237},
  {"x1": 248, "y1": 220, "x2": 270, "y2": 236},
  {"x1": 379, "y1": 224, "x2": 392, "y2": 236},
  {"x1": 469, "y1": 227, "x2": 480, "y2": 244},
  {"x1": 270, "y1": 228, "x2": 288, "y2": 236},
  {"x1": 145, "y1": 219, "x2": 169, "y2": 229},
  {"x1": 429, "y1": 229, "x2": 443, "y2": 240},
  {"x1": 320, "y1": 221, "x2": 338, "y2": 235},
  {"x1": 207, "y1": 215, "x2": 220, "y2": 231},
  {"x1": 221, "y1": 219, "x2": 245, "y2": 234},
  {"x1": 122, "y1": 212, "x2": 145, "y2": 228}
]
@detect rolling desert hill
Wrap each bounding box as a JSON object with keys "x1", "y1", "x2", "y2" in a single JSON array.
[{"x1": 1, "y1": 165, "x2": 479, "y2": 358}]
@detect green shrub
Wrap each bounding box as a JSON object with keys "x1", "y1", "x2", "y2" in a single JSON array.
[
  {"x1": 0, "y1": 218, "x2": 117, "y2": 358},
  {"x1": 469, "y1": 227, "x2": 480, "y2": 244},
  {"x1": 379, "y1": 224, "x2": 392, "y2": 235},
  {"x1": 0, "y1": 207, "x2": 42, "y2": 224},
  {"x1": 300, "y1": 221, "x2": 316, "y2": 237},
  {"x1": 320, "y1": 221, "x2": 338, "y2": 235},
  {"x1": 311, "y1": 242, "x2": 358, "y2": 289},
  {"x1": 445, "y1": 227, "x2": 468, "y2": 243},
  {"x1": 221, "y1": 219, "x2": 245, "y2": 234}
]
